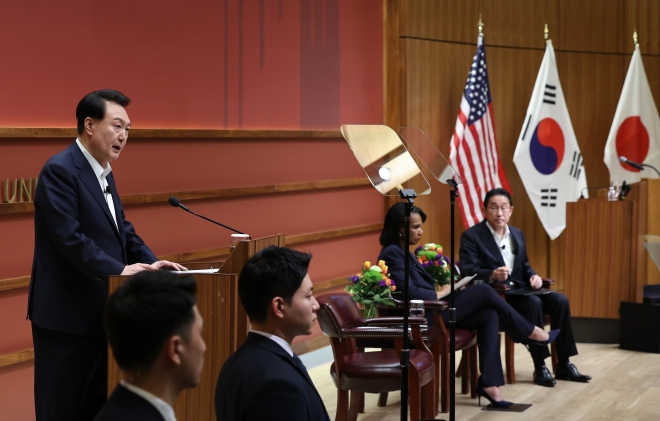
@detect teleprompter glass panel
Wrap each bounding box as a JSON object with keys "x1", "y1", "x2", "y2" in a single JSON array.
[{"x1": 341, "y1": 125, "x2": 430, "y2": 196}]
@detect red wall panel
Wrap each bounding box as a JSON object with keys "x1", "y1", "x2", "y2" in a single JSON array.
[{"x1": 0, "y1": 1, "x2": 383, "y2": 418}]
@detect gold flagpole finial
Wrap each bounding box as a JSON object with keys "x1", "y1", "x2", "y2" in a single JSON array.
[
  {"x1": 633, "y1": 30, "x2": 639, "y2": 46},
  {"x1": 544, "y1": 23, "x2": 549, "y2": 40},
  {"x1": 478, "y1": 14, "x2": 484, "y2": 34}
]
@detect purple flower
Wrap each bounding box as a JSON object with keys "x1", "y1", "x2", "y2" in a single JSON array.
[
  {"x1": 349, "y1": 275, "x2": 360, "y2": 284},
  {"x1": 379, "y1": 280, "x2": 387, "y2": 287},
  {"x1": 414, "y1": 246, "x2": 423, "y2": 254}
]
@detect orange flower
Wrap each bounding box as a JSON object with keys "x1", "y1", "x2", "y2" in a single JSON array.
[
  {"x1": 363, "y1": 261, "x2": 371, "y2": 270},
  {"x1": 385, "y1": 279, "x2": 392, "y2": 286},
  {"x1": 391, "y1": 285, "x2": 396, "y2": 291}
]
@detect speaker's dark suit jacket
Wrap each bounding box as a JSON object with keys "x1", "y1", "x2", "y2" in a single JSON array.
[
  {"x1": 28, "y1": 141, "x2": 157, "y2": 335},
  {"x1": 94, "y1": 384, "x2": 166, "y2": 421},
  {"x1": 215, "y1": 332, "x2": 330, "y2": 421},
  {"x1": 459, "y1": 219, "x2": 578, "y2": 363},
  {"x1": 27, "y1": 141, "x2": 157, "y2": 421}
]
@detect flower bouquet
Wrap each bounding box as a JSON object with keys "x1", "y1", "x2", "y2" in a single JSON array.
[
  {"x1": 346, "y1": 260, "x2": 396, "y2": 318},
  {"x1": 414, "y1": 243, "x2": 457, "y2": 287}
]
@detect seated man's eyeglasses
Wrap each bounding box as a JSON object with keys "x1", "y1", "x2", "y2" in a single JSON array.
[{"x1": 487, "y1": 206, "x2": 511, "y2": 214}]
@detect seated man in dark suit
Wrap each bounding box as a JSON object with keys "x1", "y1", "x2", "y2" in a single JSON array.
[
  {"x1": 459, "y1": 188, "x2": 591, "y2": 387},
  {"x1": 95, "y1": 271, "x2": 205, "y2": 421},
  {"x1": 215, "y1": 246, "x2": 330, "y2": 421}
]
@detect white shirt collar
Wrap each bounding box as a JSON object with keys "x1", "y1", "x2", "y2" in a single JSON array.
[
  {"x1": 120, "y1": 380, "x2": 177, "y2": 421},
  {"x1": 485, "y1": 221, "x2": 510, "y2": 243},
  {"x1": 76, "y1": 138, "x2": 112, "y2": 180},
  {"x1": 251, "y1": 330, "x2": 294, "y2": 357}
]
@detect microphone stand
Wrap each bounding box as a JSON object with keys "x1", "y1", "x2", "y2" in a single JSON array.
[
  {"x1": 641, "y1": 163, "x2": 660, "y2": 179},
  {"x1": 398, "y1": 188, "x2": 417, "y2": 421},
  {"x1": 447, "y1": 180, "x2": 459, "y2": 421}
]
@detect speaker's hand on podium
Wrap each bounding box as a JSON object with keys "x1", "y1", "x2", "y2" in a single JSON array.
[
  {"x1": 121, "y1": 263, "x2": 155, "y2": 275},
  {"x1": 149, "y1": 260, "x2": 187, "y2": 271},
  {"x1": 121, "y1": 260, "x2": 187, "y2": 275}
]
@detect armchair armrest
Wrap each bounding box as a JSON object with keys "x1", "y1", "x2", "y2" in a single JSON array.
[
  {"x1": 363, "y1": 317, "x2": 428, "y2": 327},
  {"x1": 342, "y1": 327, "x2": 412, "y2": 340},
  {"x1": 391, "y1": 297, "x2": 448, "y2": 310}
]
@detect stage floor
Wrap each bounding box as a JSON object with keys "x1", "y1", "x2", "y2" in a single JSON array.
[{"x1": 308, "y1": 342, "x2": 660, "y2": 421}]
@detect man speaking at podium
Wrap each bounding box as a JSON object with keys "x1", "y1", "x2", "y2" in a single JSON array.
[{"x1": 27, "y1": 90, "x2": 184, "y2": 421}]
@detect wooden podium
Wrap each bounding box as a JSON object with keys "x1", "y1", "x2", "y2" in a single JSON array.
[
  {"x1": 108, "y1": 233, "x2": 284, "y2": 421},
  {"x1": 562, "y1": 179, "x2": 660, "y2": 319}
]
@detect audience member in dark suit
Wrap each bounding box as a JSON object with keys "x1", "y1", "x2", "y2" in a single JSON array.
[
  {"x1": 215, "y1": 246, "x2": 330, "y2": 421},
  {"x1": 378, "y1": 202, "x2": 558, "y2": 407},
  {"x1": 27, "y1": 90, "x2": 185, "y2": 421},
  {"x1": 95, "y1": 271, "x2": 205, "y2": 421},
  {"x1": 459, "y1": 188, "x2": 591, "y2": 387}
]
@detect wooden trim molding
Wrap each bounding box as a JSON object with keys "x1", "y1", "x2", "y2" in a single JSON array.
[
  {"x1": 0, "y1": 178, "x2": 371, "y2": 215},
  {"x1": 314, "y1": 275, "x2": 354, "y2": 294},
  {"x1": 121, "y1": 179, "x2": 370, "y2": 206},
  {"x1": 0, "y1": 222, "x2": 383, "y2": 292},
  {"x1": 0, "y1": 349, "x2": 34, "y2": 369},
  {"x1": 0, "y1": 276, "x2": 30, "y2": 291},
  {"x1": 0, "y1": 127, "x2": 342, "y2": 139}
]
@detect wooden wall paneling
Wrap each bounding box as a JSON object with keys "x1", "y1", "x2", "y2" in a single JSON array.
[
  {"x1": 478, "y1": 0, "x2": 560, "y2": 49},
  {"x1": 624, "y1": 0, "x2": 660, "y2": 55},
  {"x1": 405, "y1": 0, "x2": 478, "y2": 43},
  {"x1": 384, "y1": 0, "x2": 409, "y2": 130},
  {"x1": 563, "y1": 200, "x2": 633, "y2": 318},
  {"x1": 557, "y1": 0, "x2": 625, "y2": 53},
  {"x1": 405, "y1": 0, "x2": 560, "y2": 49},
  {"x1": 556, "y1": 51, "x2": 625, "y2": 189},
  {"x1": 645, "y1": 179, "x2": 660, "y2": 285}
]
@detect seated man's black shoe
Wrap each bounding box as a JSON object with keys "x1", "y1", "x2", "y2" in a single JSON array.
[
  {"x1": 533, "y1": 364, "x2": 556, "y2": 387},
  {"x1": 555, "y1": 361, "x2": 591, "y2": 382}
]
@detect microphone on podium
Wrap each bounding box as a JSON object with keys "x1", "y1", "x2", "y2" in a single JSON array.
[
  {"x1": 618, "y1": 156, "x2": 660, "y2": 178},
  {"x1": 619, "y1": 156, "x2": 645, "y2": 170},
  {"x1": 168, "y1": 196, "x2": 246, "y2": 235}
]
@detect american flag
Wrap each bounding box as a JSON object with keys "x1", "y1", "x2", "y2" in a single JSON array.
[{"x1": 449, "y1": 34, "x2": 511, "y2": 228}]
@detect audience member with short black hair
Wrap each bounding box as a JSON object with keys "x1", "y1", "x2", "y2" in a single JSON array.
[
  {"x1": 215, "y1": 246, "x2": 330, "y2": 421},
  {"x1": 94, "y1": 271, "x2": 205, "y2": 421}
]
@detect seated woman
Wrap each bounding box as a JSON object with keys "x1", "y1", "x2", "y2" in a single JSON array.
[{"x1": 377, "y1": 202, "x2": 558, "y2": 407}]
